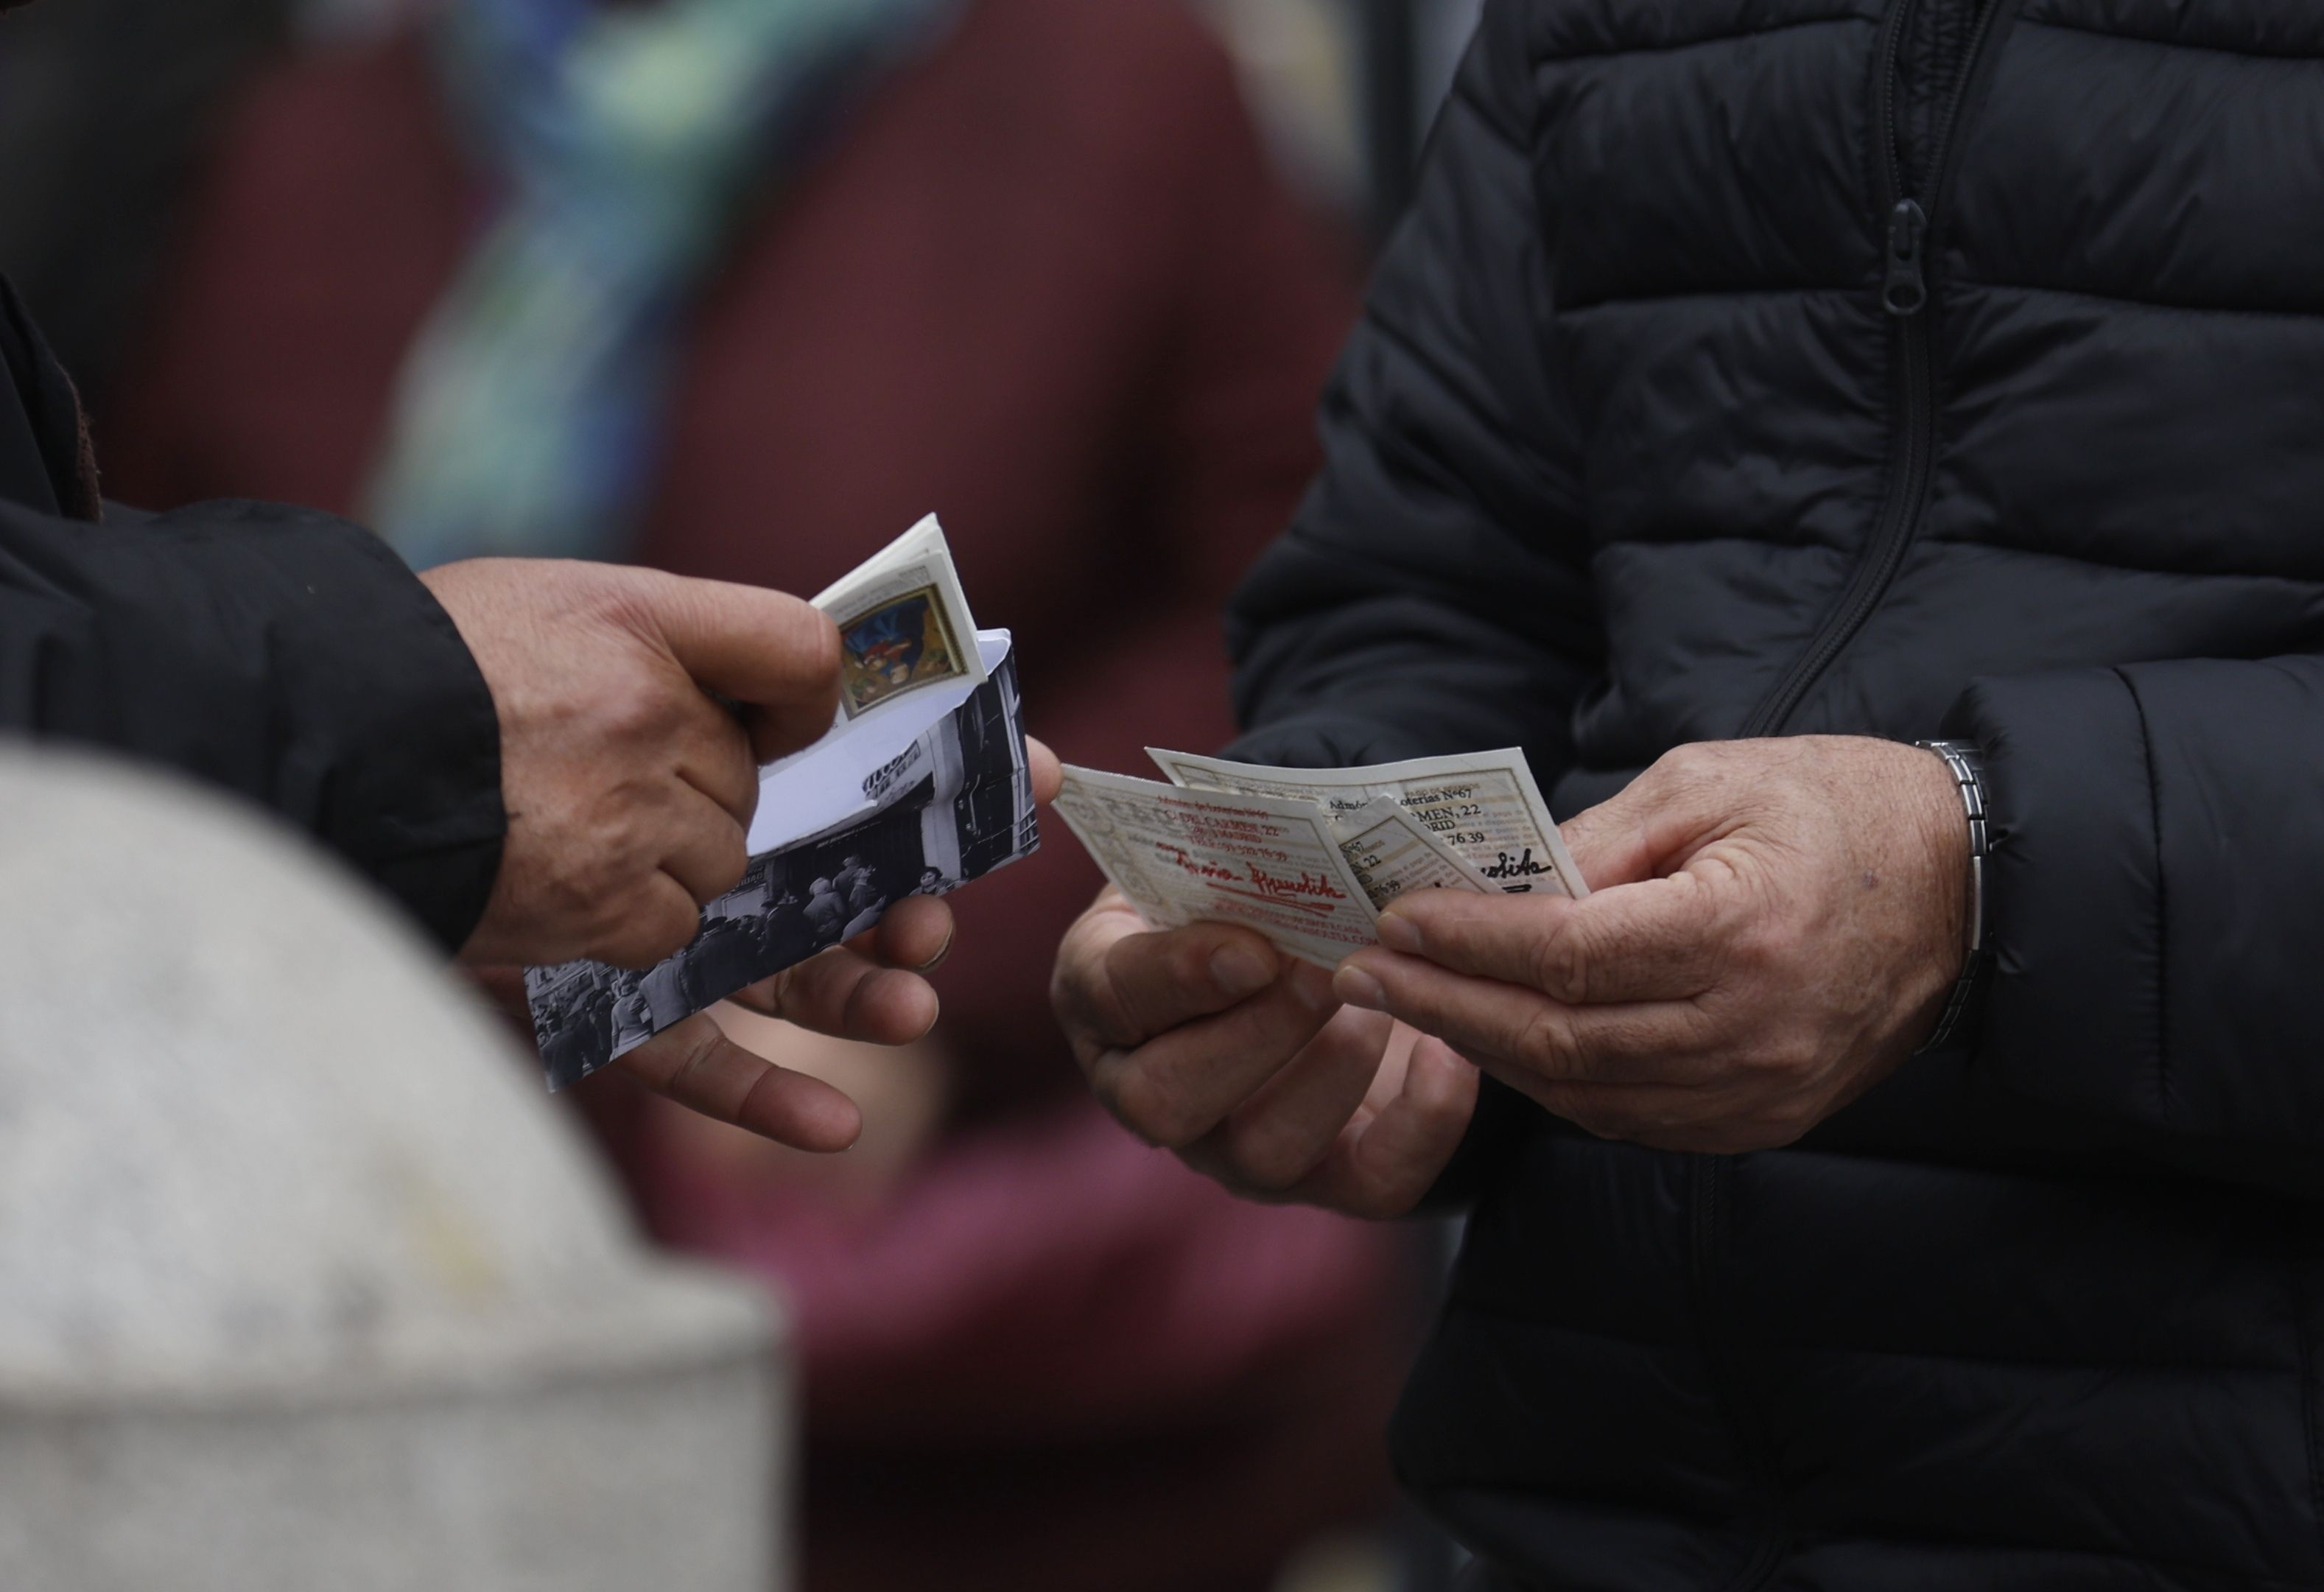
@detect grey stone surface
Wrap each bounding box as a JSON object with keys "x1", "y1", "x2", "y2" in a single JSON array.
[{"x1": 0, "y1": 747, "x2": 785, "y2": 1591}]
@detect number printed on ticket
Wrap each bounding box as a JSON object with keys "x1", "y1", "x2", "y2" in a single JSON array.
[
  {"x1": 1333, "y1": 797, "x2": 1498, "y2": 911},
  {"x1": 1052, "y1": 766, "x2": 1381, "y2": 967},
  {"x1": 1146, "y1": 748, "x2": 1588, "y2": 899}
]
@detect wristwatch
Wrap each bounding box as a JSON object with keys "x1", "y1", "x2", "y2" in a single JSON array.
[{"x1": 1912, "y1": 739, "x2": 1990, "y2": 1053}]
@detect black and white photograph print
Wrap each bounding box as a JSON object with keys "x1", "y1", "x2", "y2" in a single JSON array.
[{"x1": 525, "y1": 647, "x2": 1039, "y2": 1091}]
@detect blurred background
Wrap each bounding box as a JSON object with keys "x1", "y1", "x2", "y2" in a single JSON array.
[{"x1": 0, "y1": 1, "x2": 1478, "y2": 1587}]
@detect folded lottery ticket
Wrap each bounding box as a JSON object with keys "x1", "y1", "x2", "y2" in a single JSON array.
[
  {"x1": 1052, "y1": 748, "x2": 1585, "y2": 969},
  {"x1": 1333, "y1": 796, "x2": 1501, "y2": 908},
  {"x1": 524, "y1": 518, "x2": 1039, "y2": 1090},
  {"x1": 1148, "y1": 748, "x2": 1587, "y2": 898}
]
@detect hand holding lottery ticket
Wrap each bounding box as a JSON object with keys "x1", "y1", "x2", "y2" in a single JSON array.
[
  {"x1": 525, "y1": 516, "x2": 1041, "y2": 1092},
  {"x1": 1047, "y1": 746, "x2": 1586, "y2": 1218}
]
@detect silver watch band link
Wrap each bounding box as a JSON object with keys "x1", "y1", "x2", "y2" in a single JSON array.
[{"x1": 1912, "y1": 738, "x2": 1990, "y2": 1053}]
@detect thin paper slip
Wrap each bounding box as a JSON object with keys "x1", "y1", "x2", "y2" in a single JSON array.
[
  {"x1": 812, "y1": 513, "x2": 986, "y2": 720},
  {"x1": 1053, "y1": 766, "x2": 1380, "y2": 969},
  {"x1": 1148, "y1": 746, "x2": 1587, "y2": 900},
  {"x1": 1333, "y1": 796, "x2": 1498, "y2": 911}
]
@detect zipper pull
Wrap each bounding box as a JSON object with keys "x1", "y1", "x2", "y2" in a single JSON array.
[{"x1": 1883, "y1": 198, "x2": 1928, "y2": 316}]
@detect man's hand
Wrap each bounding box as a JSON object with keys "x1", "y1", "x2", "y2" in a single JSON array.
[
  {"x1": 612, "y1": 891, "x2": 958, "y2": 1150},
  {"x1": 477, "y1": 739, "x2": 1061, "y2": 1151},
  {"x1": 1333, "y1": 737, "x2": 1969, "y2": 1153},
  {"x1": 1051, "y1": 888, "x2": 1478, "y2": 1217},
  {"x1": 423, "y1": 559, "x2": 843, "y2": 969}
]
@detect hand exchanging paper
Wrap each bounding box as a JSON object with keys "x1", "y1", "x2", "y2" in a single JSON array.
[
  {"x1": 1052, "y1": 735, "x2": 1970, "y2": 1211},
  {"x1": 431, "y1": 552, "x2": 1065, "y2": 1149},
  {"x1": 426, "y1": 558, "x2": 847, "y2": 970},
  {"x1": 480, "y1": 737, "x2": 1061, "y2": 1151},
  {"x1": 1051, "y1": 890, "x2": 1480, "y2": 1218}
]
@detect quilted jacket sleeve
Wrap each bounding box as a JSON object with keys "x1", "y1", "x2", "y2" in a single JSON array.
[
  {"x1": 0, "y1": 494, "x2": 505, "y2": 952},
  {"x1": 1948, "y1": 656, "x2": 2324, "y2": 1197},
  {"x1": 1223, "y1": 0, "x2": 1600, "y2": 779}
]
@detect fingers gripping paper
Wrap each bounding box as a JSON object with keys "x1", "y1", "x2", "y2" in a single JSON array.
[
  {"x1": 524, "y1": 517, "x2": 1039, "y2": 1090},
  {"x1": 1053, "y1": 748, "x2": 1585, "y2": 969}
]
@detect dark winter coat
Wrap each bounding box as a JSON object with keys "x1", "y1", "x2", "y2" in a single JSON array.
[
  {"x1": 0, "y1": 274, "x2": 501, "y2": 950},
  {"x1": 1227, "y1": 1, "x2": 2324, "y2": 1587}
]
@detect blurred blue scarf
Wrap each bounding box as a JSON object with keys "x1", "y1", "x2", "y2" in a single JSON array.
[{"x1": 364, "y1": 0, "x2": 957, "y2": 569}]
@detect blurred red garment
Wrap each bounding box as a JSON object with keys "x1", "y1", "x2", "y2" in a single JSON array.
[{"x1": 106, "y1": 3, "x2": 1405, "y2": 1589}]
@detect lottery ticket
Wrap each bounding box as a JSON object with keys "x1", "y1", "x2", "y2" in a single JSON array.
[
  {"x1": 1333, "y1": 796, "x2": 1499, "y2": 911},
  {"x1": 1146, "y1": 748, "x2": 1587, "y2": 898},
  {"x1": 1051, "y1": 767, "x2": 1381, "y2": 967}
]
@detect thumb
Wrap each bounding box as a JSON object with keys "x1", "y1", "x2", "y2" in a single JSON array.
[
  {"x1": 646, "y1": 575, "x2": 844, "y2": 762},
  {"x1": 1557, "y1": 782, "x2": 1669, "y2": 892},
  {"x1": 1556, "y1": 748, "x2": 1727, "y2": 890}
]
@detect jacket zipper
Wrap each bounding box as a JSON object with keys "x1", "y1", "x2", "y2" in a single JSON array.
[
  {"x1": 1697, "y1": 8, "x2": 2009, "y2": 1590},
  {"x1": 1735, "y1": 0, "x2": 2007, "y2": 740}
]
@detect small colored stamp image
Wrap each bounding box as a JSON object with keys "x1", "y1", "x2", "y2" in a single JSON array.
[{"x1": 836, "y1": 583, "x2": 966, "y2": 715}]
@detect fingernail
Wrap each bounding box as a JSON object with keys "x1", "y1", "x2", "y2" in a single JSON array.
[
  {"x1": 1210, "y1": 945, "x2": 1273, "y2": 998},
  {"x1": 916, "y1": 928, "x2": 955, "y2": 975},
  {"x1": 1334, "y1": 964, "x2": 1387, "y2": 1011},
  {"x1": 1375, "y1": 911, "x2": 1422, "y2": 955}
]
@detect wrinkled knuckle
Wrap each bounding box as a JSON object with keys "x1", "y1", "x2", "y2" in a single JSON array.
[
  {"x1": 701, "y1": 832, "x2": 749, "y2": 902},
  {"x1": 1674, "y1": 998, "x2": 1729, "y2": 1051},
  {"x1": 1755, "y1": 1033, "x2": 1824, "y2": 1087},
  {"x1": 642, "y1": 900, "x2": 701, "y2": 962},
  {"x1": 600, "y1": 675, "x2": 673, "y2": 746},
  {"x1": 1653, "y1": 742, "x2": 1718, "y2": 788},
  {"x1": 1529, "y1": 924, "x2": 1591, "y2": 1001},
  {"x1": 1514, "y1": 1006, "x2": 1573, "y2": 1076},
  {"x1": 577, "y1": 877, "x2": 650, "y2": 954},
  {"x1": 537, "y1": 861, "x2": 603, "y2": 931},
  {"x1": 659, "y1": 1025, "x2": 721, "y2": 1089},
  {"x1": 588, "y1": 565, "x2": 664, "y2": 628},
  {"x1": 1654, "y1": 743, "x2": 1705, "y2": 776},
  {"x1": 1730, "y1": 919, "x2": 1793, "y2": 978}
]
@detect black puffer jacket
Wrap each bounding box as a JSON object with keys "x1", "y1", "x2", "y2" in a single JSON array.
[
  {"x1": 0, "y1": 274, "x2": 502, "y2": 950},
  {"x1": 1227, "y1": 1, "x2": 2324, "y2": 1587}
]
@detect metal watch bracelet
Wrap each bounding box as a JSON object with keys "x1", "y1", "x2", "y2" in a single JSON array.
[{"x1": 1911, "y1": 739, "x2": 1990, "y2": 1053}]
